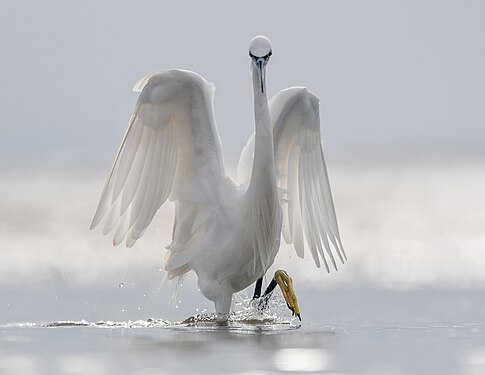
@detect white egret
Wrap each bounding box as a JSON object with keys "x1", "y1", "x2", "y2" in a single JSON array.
[{"x1": 91, "y1": 36, "x2": 346, "y2": 320}]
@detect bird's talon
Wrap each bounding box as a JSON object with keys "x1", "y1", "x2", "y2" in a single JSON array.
[{"x1": 274, "y1": 269, "x2": 301, "y2": 319}]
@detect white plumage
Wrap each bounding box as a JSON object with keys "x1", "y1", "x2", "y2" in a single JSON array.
[
  {"x1": 238, "y1": 87, "x2": 346, "y2": 272},
  {"x1": 91, "y1": 36, "x2": 345, "y2": 316}
]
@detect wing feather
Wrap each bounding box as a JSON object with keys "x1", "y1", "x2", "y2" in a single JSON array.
[
  {"x1": 273, "y1": 87, "x2": 345, "y2": 270},
  {"x1": 91, "y1": 70, "x2": 224, "y2": 248},
  {"x1": 287, "y1": 144, "x2": 305, "y2": 257},
  {"x1": 112, "y1": 116, "x2": 145, "y2": 205},
  {"x1": 237, "y1": 86, "x2": 345, "y2": 271},
  {"x1": 119, "y1": 124, "x2": 152, "y2": 213}
]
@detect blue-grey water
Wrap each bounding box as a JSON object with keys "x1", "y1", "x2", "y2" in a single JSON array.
[{"x1": 1, "y1": 162, "x2": 485, "y2": 374}]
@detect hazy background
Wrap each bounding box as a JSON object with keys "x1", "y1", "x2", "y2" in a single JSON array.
[
  {"x1": 1, "y1": 0, "x2": 484, "y2": 320},
  {"x1": 1, "y1": 0, "x2": 484, "y2": 170},
  {"x1": 1, "y1": 1, "x2": 485, "y2": 374}
]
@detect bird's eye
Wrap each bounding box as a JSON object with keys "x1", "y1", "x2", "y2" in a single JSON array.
[
  {"x1": 268, "y1": 51, "x2": 272, "y2": 57},
  {"x1": 249, "y1": 52, "x2": 255, "y2": 58}
]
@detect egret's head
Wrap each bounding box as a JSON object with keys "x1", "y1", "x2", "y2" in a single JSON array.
[
  {"x1": 249, "y1": 36, "x2": 272, "y2": 94},
  {"x1": 249, "y1": 36, "x2": 272, "y2": 59}
]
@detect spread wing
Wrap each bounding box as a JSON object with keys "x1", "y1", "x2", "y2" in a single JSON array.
[
  {"x1": 238, "y1": 87, "x2": 346, "y2": 272},
  {"x1": 91, "y1": 70, "x2": 225, "y2": 247}
]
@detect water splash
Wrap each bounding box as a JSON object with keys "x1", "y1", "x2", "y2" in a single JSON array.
[
  {"x1": 4, "y1": 318, "x2": 170, "y2": 329},
  {"x1": 181, "y1": 291, "x2": 300, "y2": 329},
  {"x1": 2, "y1": 291, "x2": 299, "y2": 331},
  {"x1": 233, "y1": 291, "x2": 295, "y2": 323}
]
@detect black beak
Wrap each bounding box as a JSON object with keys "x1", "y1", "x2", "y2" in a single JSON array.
[{"x1": 255, "y1": 57, "x2": 265, "y2": 94}]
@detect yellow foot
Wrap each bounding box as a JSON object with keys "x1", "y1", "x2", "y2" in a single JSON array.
[{"x1": 274, "y1": 269, "x2": 301, "y2": 321}]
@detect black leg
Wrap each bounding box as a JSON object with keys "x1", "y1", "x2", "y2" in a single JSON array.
[
  {"x1": 252, "y1": 277, "x2": 263, "y2": 299},
  {"x1": 262, "y1": 278, "x2": 277, "y2": 297},
  {"x1": 253, "y1": 277, "x2": 277, "y2": 311}
]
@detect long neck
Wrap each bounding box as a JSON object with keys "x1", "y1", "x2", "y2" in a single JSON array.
[
  {"x1": 247, "y1": 64, "x2": 277, "y2": 194},
  {"x1": 245, "y1": 63, "x2": 281, "y2": 276}
]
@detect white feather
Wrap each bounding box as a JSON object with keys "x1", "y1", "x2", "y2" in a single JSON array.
[
  {"x1": 91, "y1": 70, "x2": 225, "y2": 257},
  {"x1": 237, "y1": 86, "x2": 346, "y2": 271}
]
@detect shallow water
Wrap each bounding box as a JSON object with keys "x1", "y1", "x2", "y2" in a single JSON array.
[
  {"x1": 1, "y1": 163, "x2": 485, "y2": 374},
  {"x1": 2, "y1": 290, "x2": 485, "y2": 375},
  {"x1": 2, "y1": 319, "x2": 485, "y2": 374}
]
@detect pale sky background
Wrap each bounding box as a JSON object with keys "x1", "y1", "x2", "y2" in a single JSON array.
[{"x1": 0, "y1": 0, "x2": 484, "y2": 174}]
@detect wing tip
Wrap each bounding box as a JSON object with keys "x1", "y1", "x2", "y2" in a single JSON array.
[
  {"x1": 89, "y1": 220, "x2": 97, "y2": 231},
  {"x1": 126, "y1": 236, "x2": 137, "y2": 248},
  {"x1": 90, "y1": 209, "x2": 104, "y2": 230}
]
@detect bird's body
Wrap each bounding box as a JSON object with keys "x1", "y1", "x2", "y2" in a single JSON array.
[{"x1": 92, "y1": 37, "x2": 345, "y2": 317}]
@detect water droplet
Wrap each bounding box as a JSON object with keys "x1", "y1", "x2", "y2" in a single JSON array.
[
  {"x1": 119, "y1": 282, "x2": 124, "y2": 288},
  {"x1": 137, "y1": 306, "x2": 141, "y2": 310},
  {"x1": 121, "y1": 308, "x2": 125, "y2": 312},
  {"x1": 158, "y1": 268, "x2": 162, "y2": 272}
]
